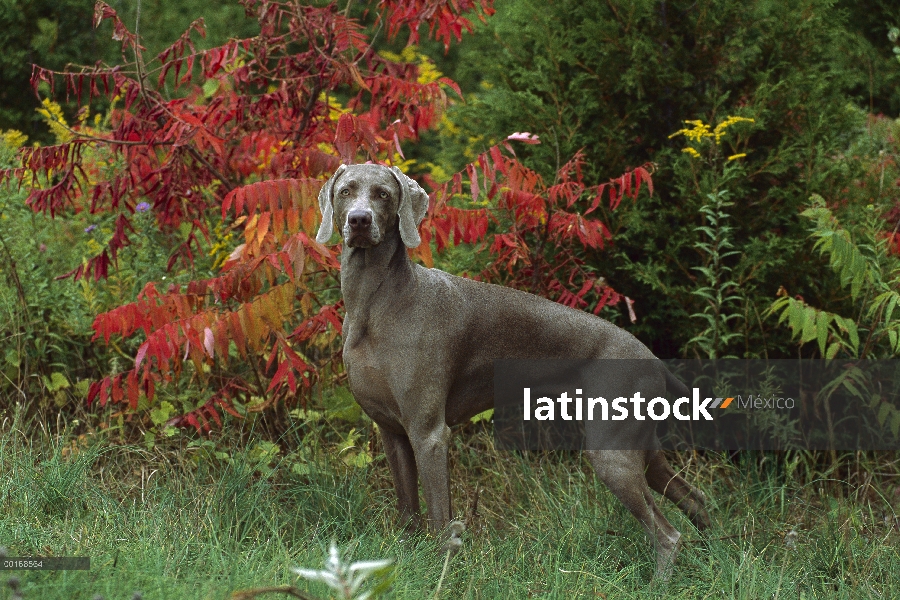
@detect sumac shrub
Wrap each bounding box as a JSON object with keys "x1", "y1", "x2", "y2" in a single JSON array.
[{"x1": 0, "y1": 0, "x2": 653, "y2": 433}]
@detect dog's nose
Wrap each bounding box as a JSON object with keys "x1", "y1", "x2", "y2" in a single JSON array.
[{"x1": 347, "y1": 210, "x2": 372, "y2": 230}]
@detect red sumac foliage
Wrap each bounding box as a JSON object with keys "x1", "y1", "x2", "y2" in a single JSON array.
[
  {"x1": 3, "y1": 0, "x2": 651, "y2": 431},
  {"x1": 424, "y1": 140, "x2": 653, "y2": 315}
]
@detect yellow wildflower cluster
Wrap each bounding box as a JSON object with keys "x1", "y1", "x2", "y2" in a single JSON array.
[
  {"x1": 36, "y1": 98, "x2": 73, "y2": 143},
  {"x1": 315, "y1": 92, "x2": 349, "y2": 124},
  {"x1": 712, "y1": 116, "x2": 755, "y2": 143},
  {"x1": 670, "y1": 119, "x2": 714, "y2": 143},
  {"x1": 669, "y1": 115, "x2": 755, "y2": 160},
  {"x1": 208, "y1": 220, "x2": 237, "y2": 269},
  {"x1": 670, "y1": 116, "x2": 754, "y2": 144},
  {"x1": 1, "y1": 129, "x2": 27, "y2": 149},
  {"x1": 380, "y1": 46, "x2": 444, "y2": 85}
]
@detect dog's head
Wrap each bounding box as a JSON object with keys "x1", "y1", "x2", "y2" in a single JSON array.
[{"x1": 315, "y1": 164, "x2": 429, "y2": 249}]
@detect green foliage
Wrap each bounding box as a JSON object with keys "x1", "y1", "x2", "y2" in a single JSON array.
[
  {"x1": 769, "y1": 192, "x2": 900, "y2": 440},
  {"x1": 674, "y1": 117, "x2": 757, "y2": 357},
  {"x1": 0, "y1": 0, "x2": 99, "y2": 137},
  {"x1": 0, "y1": 105, "x2": 218, "y2": 409},
  {"x1": 433, "y1": 0, "x2": 900, "y2": 357},
  {"x1": 770, "y1": 195, "x2": 900, "y2": 359},
  {"x1": 687, "y1": 190, "x2": 743, "y2": 358},
  {"x1": 2, "y1": 415, "x2": 900, "y2": 598},
  {"x1": 110, "y1": 0, "x2": 258, "y2": 59},
  {"x1": 0, "y1": 0, "x2": 259, "y2": 140},
  {"x1": 836, "y1": 0, "x2": 900, "y2": 115},
  {"x1": 0, "y1": 165, "x2": 97, "y2": 405}
]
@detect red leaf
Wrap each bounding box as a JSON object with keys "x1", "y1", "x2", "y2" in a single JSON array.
[
  {"x1": 127, "y1": 370, "x2": 139, "y2": 409},
  {"x1": 267, "y1": 359, "x2": 291, "y2": 393},
  {"x1": 335, "y1": 113, "x2": 359, "y2": 163},
  {"x1": 87, "y1": 381, "x2": 101, "y2": 406},
  {"x1": 608, "y1": 186, "x2": 620, "y2": 211},
  {"x1": 135, "y1": 343, "x2": 149, "y2": 369},
  {"x1": 438, "y1": 77, "x2": 462, "y2": 99},
  {"x1": 637, "y1": 165, "x2": 654, "y2": 197}
]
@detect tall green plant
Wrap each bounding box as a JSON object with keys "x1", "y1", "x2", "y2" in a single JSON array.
[
  {"x1": 688, "y1": 190, "x2": 742, "y2": 358},
  {"x1": 769, "y1": 196, "x2": 900, "y2": 360},
  {"x1": 769, "y1": 195, "x2": 900, "y2": 438},
  {"x1": 669, "y1": 117, "x2": 755, "y2": 358}
]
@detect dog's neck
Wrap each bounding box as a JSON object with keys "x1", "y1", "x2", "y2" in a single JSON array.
[{"x1": 340, "y1": 225, "x2": 415, "y2": 319}]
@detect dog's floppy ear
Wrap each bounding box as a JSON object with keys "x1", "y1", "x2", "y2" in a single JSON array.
[
  {"x1": 315, "y1": 165, "x2": 347, "y2": 244},
  {"x1": 389, "y1": 166, "x2": 429, "y2": 248}
]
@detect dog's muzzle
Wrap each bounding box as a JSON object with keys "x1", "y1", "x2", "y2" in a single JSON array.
[{"x1": 344, "y1": 209, "x2": 379, "y2": 247}]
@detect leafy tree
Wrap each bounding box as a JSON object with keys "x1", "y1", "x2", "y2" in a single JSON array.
[
  {"x1": 436, "y1": 0, "x2": 900, "y2": 357},
  {"x1": 0, "y1": 0, "x2": 104, "y2": 136},
  {"x1": 0, "y1": 0, "x2": 264, "y2": 140},
  {"x1": 836, "y1": 0, "x2": 900, "y2": 116},
  {"x1": 0, "y1": 0, "x2": 654, "y2": 431}
]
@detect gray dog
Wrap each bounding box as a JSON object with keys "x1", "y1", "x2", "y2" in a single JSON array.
[{"x1": 315, "y1": 163, "x2": 710, "y2": 580}]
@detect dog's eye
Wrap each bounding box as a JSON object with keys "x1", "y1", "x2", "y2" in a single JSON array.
[
  {"x1": 339, "y1": 188, "x2": 350, "y2": 196},
  {"x1": 378, "y1": 191, "x2": 389, "y2": 199}
]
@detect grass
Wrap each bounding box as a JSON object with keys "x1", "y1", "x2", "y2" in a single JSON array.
[{"x1": 0, "y1": 406, "x2": 898, "y2": 599}]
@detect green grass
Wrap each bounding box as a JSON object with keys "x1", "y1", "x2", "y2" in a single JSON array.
[{"x1": 0, "y1": 409, "x2": 898, "y2": 599}]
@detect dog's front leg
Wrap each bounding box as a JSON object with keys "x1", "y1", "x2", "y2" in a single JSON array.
[
  {"x1": 381, "y1": 428, "x2": 421, "y2": 530},
  {"x1": 407, "y1": 421, "x2": 453, "y2": 532}
]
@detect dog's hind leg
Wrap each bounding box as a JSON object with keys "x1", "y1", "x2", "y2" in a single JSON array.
[
  {"x1": 644, "y1": 449, "x2": 710, "y2": 531},
  {"x1": 586, "y1": 449, "x2": 682, "y2": 581}
]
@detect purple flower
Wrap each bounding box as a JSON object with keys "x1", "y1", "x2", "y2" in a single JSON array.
[
  {"x1": 136, "y1": 202, "x2": 150, "y2": 213},
  {"x1": 84, "y1": 225, "x2": 97, "y2": 233}
]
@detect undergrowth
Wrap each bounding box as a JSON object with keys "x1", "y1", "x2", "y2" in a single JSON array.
[{"x1": 0, "y1": 406, "x2": 898, "y2": 599}]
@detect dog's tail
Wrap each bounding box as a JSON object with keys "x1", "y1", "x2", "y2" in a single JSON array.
[{"x1": 663, "y1": 365, "x2": 691, "y2": 399}]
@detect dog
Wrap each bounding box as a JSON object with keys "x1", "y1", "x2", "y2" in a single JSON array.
[{"x1": 315, "y1": 163, "x2": 710, "y2": 579}]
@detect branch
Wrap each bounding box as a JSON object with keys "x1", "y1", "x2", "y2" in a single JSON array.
[
  {"x1": 296, "y1": 33, "x2": 336, "y2": 142},
  {"x1": 39, "y1": 115, "x2": 174, "y2": 147},
  {"x1": 185, "y1": 145, "x2": 234, "y2": 192}
]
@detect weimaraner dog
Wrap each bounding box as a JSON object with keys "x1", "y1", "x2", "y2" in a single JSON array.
[{"x1": 315, "y1": 163, "x2": 710, "y2": 580}]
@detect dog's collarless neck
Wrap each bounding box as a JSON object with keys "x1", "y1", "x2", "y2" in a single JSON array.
[{"x1": 341, "y1": 228, "x2": 414, "y2": 311}]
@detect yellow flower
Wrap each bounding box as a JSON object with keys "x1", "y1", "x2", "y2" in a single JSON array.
[
  {"x1": 669, "y1": 120, "x2": 712, "y2": 143},
  {"x1": 379, "y1": 50, "x2": 401, "y2": 62},
  {"x1": 1, "y1": 129, "x2": 27, "y2": 149},
  {"x1": 415, "y1": 53, "x2": 443, "y2": 85},
  {"x1": 438, "y1": 113, "x2": 460, "y2": 136},
  {"x1": 379, "y1": 46, "x2": 444, "y2": 85},
  {"x1": 36, "y1": 99, "x2": 72, "y2": 143},
  {"x1": 713, "y1": 116, "x2": 755, "y2": 143},
  {"x1": 682, "y1": 147, "x2": 701, "y2": 158},
  {"x1": 727, "y1": 153, "x2": 747, "y2": 161},
  {"x1": 319, "y1": 92, "x2": 348, "y2": 121},
  {"x1": 669, "y1": 116, "x2": 755, "y2": 146},
  {"x1": 391, "y1": 156, "x2": 417, "y2": 172}
]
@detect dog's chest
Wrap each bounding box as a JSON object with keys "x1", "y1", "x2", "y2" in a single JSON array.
[{"x1": 341, "y1": 329, "x2": 407, "y2": 432}]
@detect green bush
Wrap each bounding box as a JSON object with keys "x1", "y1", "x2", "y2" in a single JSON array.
[
  {"x1": 0, "y1": 146, "x2": 97, "y2": 407},
  {"x1": 0, "y1": 117, "x2": 220, "y2": 412},
  {"x1": 435, "y1": 0, "x2": 900, "y2": 357}
]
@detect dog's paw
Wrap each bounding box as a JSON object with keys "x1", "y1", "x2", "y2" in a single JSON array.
[{"x1": 441, "y1": 520, "x2": 465, "y2": 556}]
